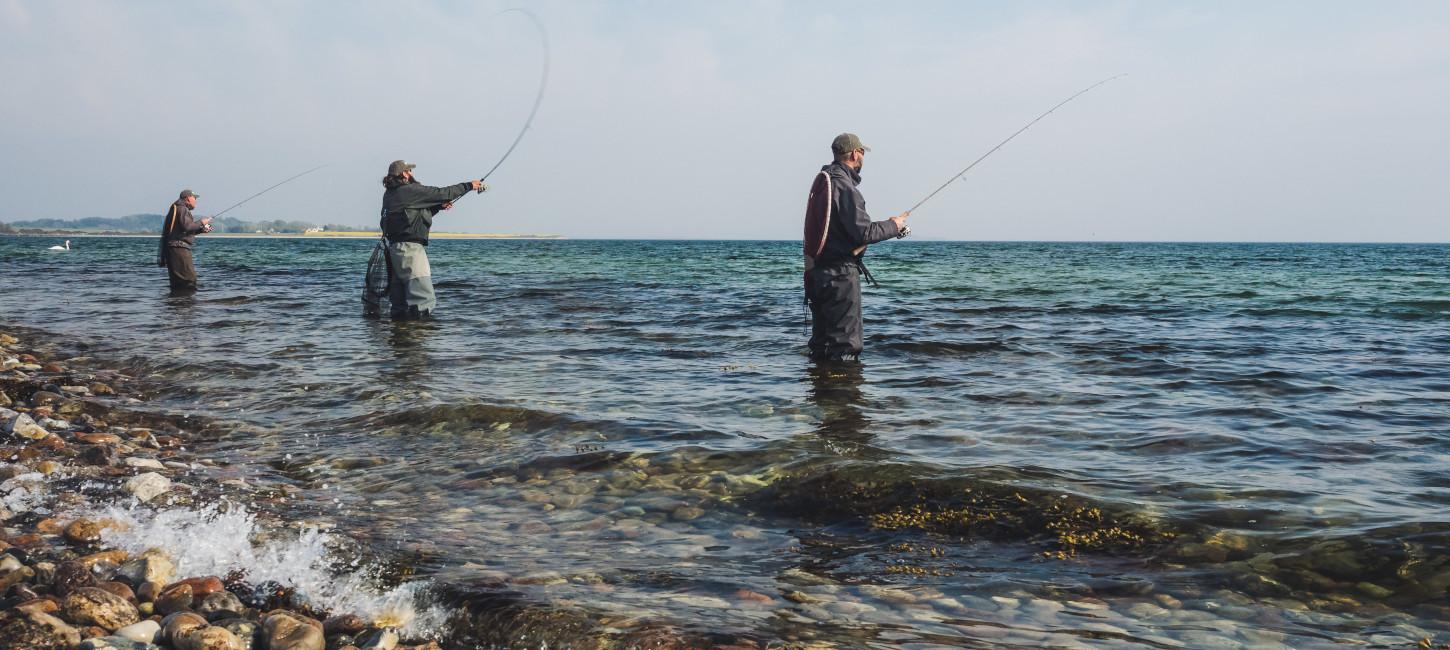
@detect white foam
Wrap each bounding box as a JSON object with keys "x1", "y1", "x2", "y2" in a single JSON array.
[
  {"x1": 89, "y1": 500, "x2": 448, "y2": 637},
  {"x1": 1, "y1": 471, "x2": 53, "y2": 515}
]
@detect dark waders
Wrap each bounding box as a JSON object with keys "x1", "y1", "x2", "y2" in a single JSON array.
[
  {"x1": 163, "y1": 246, "x2": 197, "y2": 294},
  {"x1": 806, "y1": 261, "x2": 863, "y2": 361}
]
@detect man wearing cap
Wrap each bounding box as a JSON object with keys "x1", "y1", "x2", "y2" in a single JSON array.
[
  {"x1": 805, "y1": 133, "x2": 909, "y2": 362},
  {"x1": 380, "y1": 160, "x2": 485, "y2": 320},
  {"x1": 157, "y1": 189, "x2": 213, "y2": 294}
]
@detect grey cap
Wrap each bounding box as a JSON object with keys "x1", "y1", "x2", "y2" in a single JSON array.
[
  {"x1": 179, "y1": 189, "x2": 199, "y2": 199},
  {"x1": 388, "y1": 160, "x2": 417, "y2": 175},
  {"x1": 831, "y1": 133, "x2": 870, "y2": 155}
]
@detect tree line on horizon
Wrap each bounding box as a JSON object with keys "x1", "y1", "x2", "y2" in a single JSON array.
[{"x1": 0, "y1": 214, "x2": 362, "y2": 235}]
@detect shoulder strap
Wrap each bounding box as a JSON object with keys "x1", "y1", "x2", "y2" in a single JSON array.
[{"x1": 163, "y1": 204, "x2": 178, "y2": 240}]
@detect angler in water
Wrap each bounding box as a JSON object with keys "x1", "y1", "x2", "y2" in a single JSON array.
[
  {"x1": 803, "y1": 133, "x2": 909, "y2": 362},
  {"x1": 380, "y1": 160, "x2": 485, "y2": 320},
  {"x1": 157, "y1": 189, "x2": 213, "y2": 294}
]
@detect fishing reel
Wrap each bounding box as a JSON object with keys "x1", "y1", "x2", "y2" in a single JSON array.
[{"x1": 896, "y1": 225, "x2": 911, "y2": 239}]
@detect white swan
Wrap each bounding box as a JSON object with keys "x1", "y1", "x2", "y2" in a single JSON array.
[{"x1": 47, "y1": 240, "x2": 71, "y2": 251}]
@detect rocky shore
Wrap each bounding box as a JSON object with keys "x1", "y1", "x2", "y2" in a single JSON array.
[{"x1": 0, "y1": 331, "x2": 439, "y2": 650}]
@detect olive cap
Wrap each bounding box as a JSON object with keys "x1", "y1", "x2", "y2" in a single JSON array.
[
  {"x1": 831, "y1": 133, "x2": 870, "y2": 155},
  {"x1": 387, "y1": 160, "x2": 416, "y2": 175},
  {"x1": 179, "y1": 189, "x2": 199, "y2": 199}
]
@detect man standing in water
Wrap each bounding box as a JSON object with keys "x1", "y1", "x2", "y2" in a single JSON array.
[
  {"x1": 380, "y1": 160, "x2": 485, "y2": 320},
  {"x1": 158, "y1": 189, "x2": 212, "y2": 294},
  {"x1": 804, "y1": 133, "x2": 909, "y2": 362}
]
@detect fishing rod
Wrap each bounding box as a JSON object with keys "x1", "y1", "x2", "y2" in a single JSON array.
[
  {"x1": 210, "y1": 164, "x2": 329, "y2": 220},
  {"x1": 454, "y1": 8, "x2": 550, "y2": 203},
  {"x1": 906, "y1": 74, "x2": 1126, "y2": 216}
]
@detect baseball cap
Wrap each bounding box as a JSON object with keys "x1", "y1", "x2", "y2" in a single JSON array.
[
  {"x1": 831, "y1": 133, "x2": 870, "y2": 155},
  {"x1": 388, "y1": 160, "x2": 417, "y2": 175}
]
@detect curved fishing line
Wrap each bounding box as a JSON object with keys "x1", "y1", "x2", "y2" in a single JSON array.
[
  {"x1": 480, "y1": 8, "x2": 550, "y2": 183},
  {"x1": 211, "y1": 164, "x2": 329, "y2": 219},
  {"x1": 907, "y1": 74, "x2": 1125, "y2": 215}
]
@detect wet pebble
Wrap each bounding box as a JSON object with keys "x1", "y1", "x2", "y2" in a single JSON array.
[
  {"x1": 115, "y1": 619, "x2": 161, "y2": 643},
  {"x1": 197, "y1": 591, "x2": 245, "y2": 619},
  {"x1": 263, "y1": 610, "x2": 324, "y2": 650},
  {"x1": 63, "y1": 586, "x2": 141, "y2": 631},
  {"x1": 0, "y1": 608, "x2": 82, "y2": 649},
  {"x1": 122, "y1": 472, "x2": 171, "y2": 502},
  {"x1": 117, "y1": 550, "x2": 176, "y2": 586},
  {"x1": 213, "y1": 619, "x2": 258, "y2": 650},
  {"x1": 79, "y1": 636, "x2": 157, "y2": 650},
  {"x1": 357, "y1": 627, "x2": 399, "y2": 650}
]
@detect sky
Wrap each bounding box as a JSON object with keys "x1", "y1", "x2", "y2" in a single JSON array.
[{"x1": 1, "y1": 0, "x2": 1447, "y2": 241}]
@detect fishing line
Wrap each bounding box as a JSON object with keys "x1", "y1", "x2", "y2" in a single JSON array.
[
  {"x1": 907, "y1": 74, "x2": 1125, "y2": 216},
  {"x1": 455, "y1": 8, "x2": 550, "y2": 203},
  {"x1": 210, "y1": 164, "x2": 329, "y2": 220}
]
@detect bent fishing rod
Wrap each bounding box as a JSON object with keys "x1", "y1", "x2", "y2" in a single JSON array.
[
  {"x1": 905, "y1": 74, "x2": 1126, "y2": 218},
  {"x1": 452, "y1": 8, "x2": 550, "y2": 205},
  {"x1": 209, "y1": 164, "x2": 329, "y2": 221}
]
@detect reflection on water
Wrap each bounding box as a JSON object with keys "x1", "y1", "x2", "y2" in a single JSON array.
[
  {"x1": 806, "y1": 361, "x2": 872, "y2": 451},
  {"x1": 3, "y1": 236, "x2": 1449, "y2": 647}
]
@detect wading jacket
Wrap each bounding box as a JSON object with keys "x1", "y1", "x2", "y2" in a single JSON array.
[
  {"x1": 816, "y1": 162, "x2": 901, "y2": 266},
  {"x1": 163, "y1": 200, "x2": 206, "y2": 248},
  {"x1": 381, "y1": 180, "x2": 473, "y2": 246}
]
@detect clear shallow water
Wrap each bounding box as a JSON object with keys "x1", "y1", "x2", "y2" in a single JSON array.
[{"x1": 3, "y1": 235, "x2": 1449, "y2": 647}]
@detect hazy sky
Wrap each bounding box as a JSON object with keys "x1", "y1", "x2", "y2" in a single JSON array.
[{"x1": 2, "y1": 1, "x2": 1447, "y2": 241}]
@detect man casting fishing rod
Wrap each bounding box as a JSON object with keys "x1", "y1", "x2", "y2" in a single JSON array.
[
  {"x1": 155, "y1": 166, "x2": 327, "y2": 295},
  {"x1": 801, "y1": 76, "x2": 1123, "y2": 361},
  {"x1": 157, "y1": 189, "x2": 213, "y2": 295},
  {"x1": 804, "y1": 133, "x2": 910, "y2": 362},
  {"x1": 380, "y1": 160, "x2": 485, "y2": 320}
]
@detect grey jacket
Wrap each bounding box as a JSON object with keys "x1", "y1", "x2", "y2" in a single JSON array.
[
  {"x1": 381, "y1": 180, "x2": 472, "y2": 246},
  {"x1": 818, "y1": 162, "x2": 900, "y2": 265}
]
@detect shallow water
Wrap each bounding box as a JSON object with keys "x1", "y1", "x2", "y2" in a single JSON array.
[{"x1": 3, "y1": 236, "x2": 1449, "y2": 647}]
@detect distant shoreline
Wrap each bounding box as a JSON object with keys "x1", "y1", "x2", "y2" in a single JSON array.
[{"x1": 3, "y1": 231, "x2": 564, "y2": 240}]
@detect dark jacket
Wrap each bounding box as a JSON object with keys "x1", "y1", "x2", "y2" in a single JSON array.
[
  {"x1": 817, "y1": 162, "x2": 900, "y2": 265},
  {"x1": 162, "y1": 200, "x2": 206, "y2": 248},
  {"x1": 381, "y1": 180, "x2": 472, "y2": 246}
]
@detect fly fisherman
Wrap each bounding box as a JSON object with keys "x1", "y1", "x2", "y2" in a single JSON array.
[
  {"x1": 380, "y1": 160, "x2": 485, "y2": 320},
  {"x1": 157, "y1": 189, "x2": 213, "y2": 294},
  {"x1": 804, "y1": 133, "x2": 909, "y2": 362}
]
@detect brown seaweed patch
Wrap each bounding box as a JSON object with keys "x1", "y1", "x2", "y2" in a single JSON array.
[
  {"x1": 868, "y1": 492, "x2": 1175, "y2": 558},
  {"x1": 752, "y1": 466, "x2": 1181, "y2": 559}
]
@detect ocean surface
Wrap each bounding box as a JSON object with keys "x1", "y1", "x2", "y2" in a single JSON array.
[{"x1": 2, "y1": 235, "x2": 1449, "y2": 648}]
